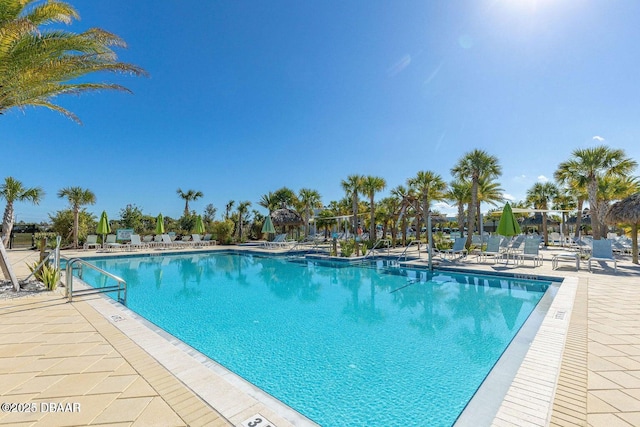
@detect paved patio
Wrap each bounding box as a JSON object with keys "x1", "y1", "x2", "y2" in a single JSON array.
[{"x1": 1, "y1": 244, "x2": 639, "y2": 426}]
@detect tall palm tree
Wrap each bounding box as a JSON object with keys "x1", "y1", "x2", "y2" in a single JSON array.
[
  {"x1": 362, "y1": 176, "x2": 386, "y2": 242},
  {"x1": 378, "y1": 196, "x2": 401, "y2": 246},
  {"x1": 273, "y1": 187, "x2": 298, "y2": 209},
  {"x1": 1, "y1": 177, "x2": 44, "y2": 246},
  {"x1": 0, "y1": 0, "x2": 146, "y2": 123},
  {"x1": 391, "y1": 185, "x2": 415, "y2": 246},
  {"x1": 451, "y1": 150, "x2": 502, "y2": 248},
  {"x1": 555, "y1": 146, "x2": 637, "y2": 239},
  {"x1": 176, "y1": 189, "x2": 203, "y2": 217},
  {"x1": 258, "y1": 192, "x2": 277, "y2": 212},
  {"x1": 446, "y1": 180, "x2": 471, "y2": 237},
  {"x1": 57, "y1": 186, "x2": 96, "y2": 248},
  {"x1": 555, "y1": 163, "x2": 590, "y2": 238},
  {"x1": 297, "y1": 188, "x2": 322, "y2": 237},
  {"x1": 236, "y1": 201, "x2": 251, "y2": 241},
  {"x1": 341, "y1": 174, "x2": 365, "y2": 234},
  {"x1": 408, "y1": 171, "x2": 446, "y2": 242},
  {"x1": 526, "y1": 182, "x2": 559, "y2": 246},
  {"x1": 224, "y1": 200, "x2": 235, "y2": 220}
]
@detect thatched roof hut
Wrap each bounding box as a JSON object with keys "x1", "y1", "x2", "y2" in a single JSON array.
[
  {"x1": 605, "y1": 193, "x2": 640, "y2": 264},
  {"x1": 271, "y1": 208, "x2": 303, "y2": 227}
]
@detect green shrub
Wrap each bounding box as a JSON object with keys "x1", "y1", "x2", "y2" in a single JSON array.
[
  {"x1": 341, "y1": 239, "x2": 355, "y2": 257},
  {"x1": 212, "y1": 220, "x2": 234, "y2": 245},
  {"x1": 27, "y1": 261, "x2": 60, "y2": 290}
]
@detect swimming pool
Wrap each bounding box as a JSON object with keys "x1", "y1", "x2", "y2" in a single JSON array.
[{"x1": 79, "y1": 252, "x2": 552, "y2": 426}]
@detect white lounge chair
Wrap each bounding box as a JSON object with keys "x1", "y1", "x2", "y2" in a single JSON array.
[
  {"x1": 478, "y1": 236, "x2": 503, "y2": 263},
  {"x1": 439, "y1": 237, "x2": 467, "y2": 260},
  {"x1": 128, "y1": 234, "x2": 148, "y2": 251},
  {"x1": 84, "y1": 234, "x2": 101, "y2": 250},
  {"x1": 161, "y1": 234, "x2": 175, "y2": 249},
  {"x1": 202, "y1": 234, "x2": 217, "y2": 246},
  {"x1": 588, "y1": 239, "x2": 617, "y2": 273},
  {"x1": 263, "y1": 234, "x2": 286, "y2": 248},
  {"x1": 515, "y1": 239, "x2": 543, "y2": 266},
  {"x1": 104, "y1": 234, "x2": 125, "y2": 252}
]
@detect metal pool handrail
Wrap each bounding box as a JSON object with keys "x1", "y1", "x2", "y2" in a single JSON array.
[{"x1": 65, "y1": 258, "x2": 127, "y2": 304}]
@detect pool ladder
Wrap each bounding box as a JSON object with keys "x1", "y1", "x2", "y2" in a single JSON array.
[{"x1": 65, "y1": 258, "x2": 127, "y2": 305}]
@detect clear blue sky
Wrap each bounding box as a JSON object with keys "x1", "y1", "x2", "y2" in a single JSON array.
[{"x1": 3, "y1": 0, "x2": 640, "y2": 223}]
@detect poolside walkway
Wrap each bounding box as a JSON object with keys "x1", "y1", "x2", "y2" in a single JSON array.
[{"x1": 1, "y1": 244, "x2": 639, "y2": 426}]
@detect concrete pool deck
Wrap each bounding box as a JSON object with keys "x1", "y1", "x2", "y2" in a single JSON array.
[{"x1": 1, "y1": 244, "x2": 639, "y2": 426}]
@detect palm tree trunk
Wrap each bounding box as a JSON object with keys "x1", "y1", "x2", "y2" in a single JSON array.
[
  {"x1": 574, "y1": 199, "x2": 584, "y2": 238},
  {"x1": 542, "y1": 212, "x2": 549, "y2": 246},
  {"x1": 632, "y1": 224, "x2": 638, "y2": 264},
  {"x1": 588, "y1": 178, "x2": 600, "y2": 239},
  {"x1": 1, "y1": 202, "x2": 14, "y2": 247},
  {"x1": 370, "y1": 194, "x2": 376, "y2": 242},
  {"x1": 73, "y1": 207, "x2": 80, "y2": 249},
  {"x1": 457, "y1": 203, "x2": 465, "y2": 238}
]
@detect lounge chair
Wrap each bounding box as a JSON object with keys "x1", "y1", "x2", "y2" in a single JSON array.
[
  {"x1": 175, "y1": 235, "x2": 194, "y2": 247},
  {"x1": 202, "y1": 234, "x2": 217, "y2": 246},
  {"x1": 477, "y1": 236, "x2": 503, "y2": 263},
  {"x1": 439, "y1": 237, "x2": 467, "y2": 260},
  {"x1": 588, "y1": 239, "x2": 617, "y2": 273},
  {"x1": 263, "y1": 234, "x2": 286, "y2": 248},
  {"x1": 104, "y1": 234, "x2": 125, "y2": 252},
  {"x1": 161, "y1": 234, "x2": 176, "y2": 249},
  {"x1": 515, "y1": 239, "x2": 543, "y2": 266},
  {"x1": 128, "y1": 234, "x2": 149, "y2": 251},
  {"x1": 505, "y1": 235, "x2": 525, "y2": 255},
  {"x1": 83, "y1": 234, "x2": 101, "y2": 250},
  {"x1": 149, "y1": 234, "x2": 164, "y2": 248}
]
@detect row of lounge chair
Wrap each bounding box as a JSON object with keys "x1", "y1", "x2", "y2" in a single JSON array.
[
  {"x1": 437, "y1": 234, "x2": 620, "y2": 272},
  {"x1": 83, "y1": 234, "x2": 217, "y2": 251},
  {"x1": 261, "y1": 234, "x2": 297, "y2": 249}
]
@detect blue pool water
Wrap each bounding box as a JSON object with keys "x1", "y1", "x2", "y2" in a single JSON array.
[{"x1": 79, "y1": 252, "x2": 550, "y2": 427}]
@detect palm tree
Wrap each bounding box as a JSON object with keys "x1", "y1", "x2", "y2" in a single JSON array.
[
  {"x1": 0, "y1": 0, "x2": 146, "y2": 123},
  {"x1": 57, "y1": 186, "x2": 96, "y2": 248},
  {"x1": 555, "y1": 146, "x2": 637, "y2": 239},
  {"x1": 236, "y1": 201, "x2": 251, "y2": 241},
  {"x1": 597, "y1": 176, "x2": 640, "y2": 237},
  {"x1": 362, "y1": 176, "x2": 386, "y2": 242},
  {"x1": 391, "y1": 185, "x2": 415, "y2": 246},
  {"x1": 552, "y1": 192, "x2": 577, "y2": 238},
  {"x1": 476, "y1": 177, "x2": 504, "y2": 230},
  {"x1": 446, "y1": 180, "x2": 471, "y2": 237},
  {"x1": 555, "y1": 163, "x2": 590, "y2": 238},
  {"x1": 298, "y1": 188, "x2": 322, "y2": 237},
  {"x1": 224, "y1": 200, "x2": 235, "y2": 220},
  {"x1": 526, "y1": 182, "x2": 559, "y2": 245},
  {"x1": 176, "y1": 189, "x2": 203, "y2": 217},
  {"x1": 273, "y1": 187, "x2": 298, "y2": 209},
  {"x1": 378, "y1": 196, "x2": 401, "y2": 246},
  {"x1": 408, "y1": 171, "x2": 446, "y2": 242},
  {"x1": 451, "y1": 150, "x2": 502, "y2": 248},
  {"x1": 1, "y1": 177, "x2": 44, "y2": 246},
  {"x1": 259, "y1": 192, "x2": 277, "y2": 212},
  {"x1": 341, "y1": 174, "x2": 365, "y2": 234}
]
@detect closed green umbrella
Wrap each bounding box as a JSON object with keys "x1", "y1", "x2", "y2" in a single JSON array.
[
  {"x1": 194, "y1": 215, "x2": 205, "y2": 235},
  {"x1": 155, "y1": 213, "x2": 165, "y2": 234},
  {"x1": 97, "y1": 211, "x2": 111, "y2": 247},
  {"x1": 262, "y1": 214, "x2": 275, "y2": 236},
  {"x1": 496, "y1": 202, "x2": 521, "y2": 237}
]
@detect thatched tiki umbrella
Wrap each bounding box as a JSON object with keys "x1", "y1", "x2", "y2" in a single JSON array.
[
  {"x1": 271, "y1": 208, "x2": 304, "y2": 238},
  {"x1": 605, "y1": 193, "x2": 640, "y2": 264}
]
